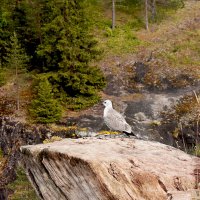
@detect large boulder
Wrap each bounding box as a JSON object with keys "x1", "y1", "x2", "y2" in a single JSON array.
[{"x1": 20, "y1": 138, "x2": 200, "y2": 200}]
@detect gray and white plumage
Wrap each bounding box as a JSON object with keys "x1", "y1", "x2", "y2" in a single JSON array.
[{"x1": 103, "y1": 100, "x2": 134, "y2": 135}]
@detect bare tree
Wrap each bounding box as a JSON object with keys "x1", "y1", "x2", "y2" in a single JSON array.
[
  {"x1": 112, "y1": 0, "x2": 116, "y2": 30},
  {"x1": 150, "y1": 0, "x2": 156, "y2": 21},
  {"x1": 145, "y1": 0, "x2": 149, "y2": 31}
]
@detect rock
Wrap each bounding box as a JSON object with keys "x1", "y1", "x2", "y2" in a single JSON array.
[
  {"x1": 0, "y1": 116, "x2": 76, "y2": 192},
  {"x1": 133, "y1": 62, "x2": 150, "y2": 83},
  {"x1": 134, "y1": 112, "x2": 148, "y2": 121},
  {"x1": 20, "y1": 138, "x2": 200, "y2": 200}
]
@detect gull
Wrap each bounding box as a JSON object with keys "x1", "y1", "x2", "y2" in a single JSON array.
[{"x1": 103, "y1": 100, "x2": 135, "y2": 136}]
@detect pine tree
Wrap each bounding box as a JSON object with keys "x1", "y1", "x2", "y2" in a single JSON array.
[
  {"x1": 29, "y1": 78, "x2": 62, "y2": 123},
  {"x1": 4, "y1": 32, "x2": 29, "y2": 110}
]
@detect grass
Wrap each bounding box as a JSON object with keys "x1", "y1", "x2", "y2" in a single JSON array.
[
  {"x1": 8, "y1": 167, "x2": 38, "y2": 200},
  {"x1": 86, "y1": 0, "x2": 188, "y2": 56},
  {"x1": 157, "y1": 29, "x2": 200, "y2": 67},
  {"x1": 100, "y1": 26, "x2": 143, "y2": 55}
]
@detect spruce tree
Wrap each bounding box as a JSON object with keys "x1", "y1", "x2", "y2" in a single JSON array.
[
  {"x1": 3, "y1": 0, "x2": 106, "y2": 110},
  {"x1": 36, "y1": 0, "x2": 106, "y2": 108},
  {"x1": 4, "y1": 32, "x2": 29, "y2": 110},
  {"x1": 0, "y1": 0, "x2": 15, "y2": 65},
  {"x1": 29, "y1": 78, "x2": 62, "y2": 123}
]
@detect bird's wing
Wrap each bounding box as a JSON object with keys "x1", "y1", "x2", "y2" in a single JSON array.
[{"x1": 104, "y1": 109, "x2": 131, "y2": 132}]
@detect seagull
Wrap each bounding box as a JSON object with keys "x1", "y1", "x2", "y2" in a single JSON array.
[{"x1": 103, "y1": 100, "x2": 135, "y2": 136}]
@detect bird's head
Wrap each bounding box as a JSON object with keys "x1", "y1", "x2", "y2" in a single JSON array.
[{"x1": 103, "y1": 100, "x2": 113, "y2": 108}]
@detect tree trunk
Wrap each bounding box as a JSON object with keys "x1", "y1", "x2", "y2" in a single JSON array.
[
  {"x1": 0, "y1": 188, "x2": 8, "y2": 200},
  {"x1": 112, "y1": 0, "x2": 115, "y2": 30},
  {"x1": 151, "y1": 0, "x2": 156, "y2": 21},
  {"x1": 15, "y1": 66, "x2": 19, "y2": 111},
  {"x1": 145, "y1": 0, "x2": 149, "y2": 31}
]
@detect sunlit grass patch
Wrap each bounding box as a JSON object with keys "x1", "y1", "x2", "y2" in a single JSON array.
[{"x1": 8, "y1": 167, "x2": 38, "y2": 200}]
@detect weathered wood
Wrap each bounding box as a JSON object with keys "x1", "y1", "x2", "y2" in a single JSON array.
[{"x1": 21, "y1": 138, "x2": 200, "y2": 200}]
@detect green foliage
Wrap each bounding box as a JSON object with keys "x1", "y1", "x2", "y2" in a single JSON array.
[
  {"x1": 0, "y1": 0, "x2": 189, "y2": 113},
  {"x1": 29, "y1": 77, "x2": 62, "y2": 123},
  {"x1": 8, "y1": 167, "x2": 38, "y2": 200},
  {"x1": 103, "y1": 26, "x2": 142, "y2": 54},
  {"x1": 65, "y1": 95, "x2": 100, "y2": 110},
  {"x1": 31, "y1": 0, "x2": 106, "y2": 109},
  {"x1": 36, "y1": 0, "x2": 101, "y2": 72},
  {"x1": 36, "y1": 67, "x2": 105, "y2": 110},
  {"x1": 190, "y1": 145, "x2": 200, "y2": 157},
  {"x1": 0, "y1": 0, "x2": 15, "y2": 65},
  {"x1": 151, "y1": 0, "x2": 185, "y2": 23},
  {"x1": 0, "y1": 68, "x2": 6, "y2": 86},
  {"x1": 12, "y1": 0, "x2": 106, "y2": 110},
  {"x1": 4, "y1": 32, "x2": 29, "y2": 71},
  {"x1": 158, "y1": 0, "x2": 185, "y2": 9}
]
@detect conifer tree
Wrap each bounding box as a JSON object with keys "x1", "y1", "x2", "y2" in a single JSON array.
[
  {"x1": 0, "y1": 0, "x2": 15, "y2": 65},
  {"x1": 29, "y1": 78, "x2": 62, "y2": 123},
  {"x1": 35, "y1": 0, "x2": 105, "y2": 108},
  {"x1": 4, "y1": 32, "x2": 29, "y2": 110}
]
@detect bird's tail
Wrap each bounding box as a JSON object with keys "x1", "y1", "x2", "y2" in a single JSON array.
[{"x1": 123, "y1": 131, "x2": 136, "y2": 137}]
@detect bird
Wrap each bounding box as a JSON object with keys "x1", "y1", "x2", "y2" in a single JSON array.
[{"x1": 103, "y1": 100, "x2": 135, "y2": 136}]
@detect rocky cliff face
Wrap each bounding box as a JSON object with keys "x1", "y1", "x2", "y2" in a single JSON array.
[
  {"x1": 21, "y1": 138, "x2": 200, "y2": 200},
  {"x1": 0, "y1": 117, "x2": 76, "y2": 198}
]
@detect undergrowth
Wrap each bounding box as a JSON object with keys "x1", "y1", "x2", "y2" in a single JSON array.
[{"x1": 8, "y1": 167, "x2": 38, "y2": 200}]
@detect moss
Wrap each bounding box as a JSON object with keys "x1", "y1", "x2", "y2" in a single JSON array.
[
  {"x1": 163, "y1": 93, "x2": 199, "y2": 124},
  {"x1": 172, "y1": 127, "x2": 180, "y2": 138},
  {"x1": 43, "y1": 136, "x2": 63, "y2": 144},
  {"x1": 190, "y1": 145, "x2": 200, "y2": 157},
  {"x1": 78, "y1": 127, "x2": 88, "y2": 132},
  {"x1": 150, "y1": 120, "x2": 161, "y2": 127},
  {"x1": 97, "y1": 130, "x2": 121, "y2": 135},
  {"x1": 8, "y1": 167, "x2": 38, "y2": 200}
]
